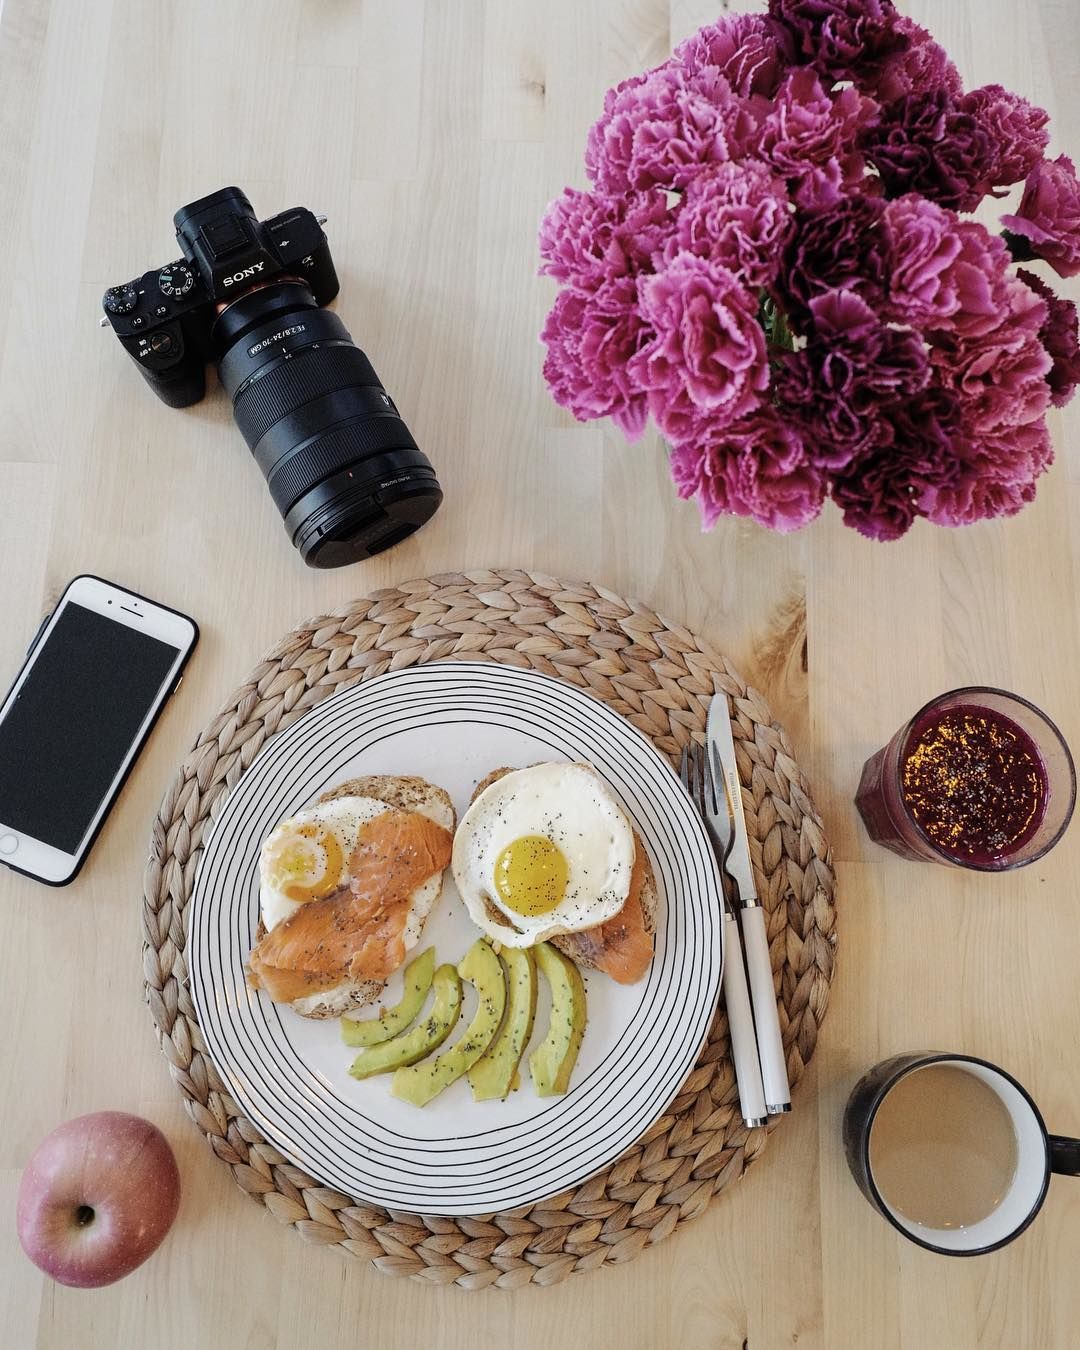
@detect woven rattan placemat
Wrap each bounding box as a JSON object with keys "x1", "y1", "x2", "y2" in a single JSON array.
[{"x1": 142, "y1": 570, "x2": 837, "y2": 1289}]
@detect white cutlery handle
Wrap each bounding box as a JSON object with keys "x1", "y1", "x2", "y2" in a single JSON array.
[
  {"x1": 739, "y1": 904, "x2": 791, "y2": 1113},
  {"x1": 722, "y1": 911, "x2": 767, "y2": 1127}
]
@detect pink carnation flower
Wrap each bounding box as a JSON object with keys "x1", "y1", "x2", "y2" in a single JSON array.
[
  {"x1": 670, "y1": 408, "x2": 825, "y2": 532},
  {"x1": 926, "y1": 278, "x2": 1052, "y2": 525},
  {"x1": 919, "y1": 421, "x2": 1053, "y2": 526},
  {"x1": 872, "y1": 16, "x2": 962, "y2": 100},
  {"x1": 1002, "y1": 154, "x2": 1080, "y2": 279},
  {"x1": 538, "y1": 187, "x2": 674, "y2": 289},
  {"x1": 630, "y1": 253, "x2": 768, "y2": 442},
  {"x1": 540, "y1": 278, "x2": 652, "y2": 440},
  {"x1": 586, "y1": 64, "x2": 758, "y2": 194},
  {"x1": 929, "y1": 278, "x2": 1051, "y2": 439},
  {"x1": 666, "y1": 161, "x2": 794, "y2": 287},
  {"x1": 930, "y1": 221, "x2": 1015, "y2": 340},
  {"x1": 883, "y1": 196, "x2": 963, "y2": 327},
  {"x1": 964, "y1": 84, "x2": 1049, "y2": 189},
  {"x1": 758, "y1": 68, "x2": 875, "y2": 208},
  {"x1": 674, "y1": 13, "x2": 791, "y2": 98}
]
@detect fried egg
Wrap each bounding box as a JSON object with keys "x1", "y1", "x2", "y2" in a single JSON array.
[
  {"x1": 259, "y1": 795, "x2": 447, "y2": 951},
  {"x1": 451, "y1": 762, "x2": 636, "y2": 947}
]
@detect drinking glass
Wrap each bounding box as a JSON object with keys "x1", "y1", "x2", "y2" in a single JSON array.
[{"x1": 854, "y1": 687, "x2": 1075, "y2": 870}]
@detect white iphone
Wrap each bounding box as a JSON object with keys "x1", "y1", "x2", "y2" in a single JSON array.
[{"x1": 0, "y1": 575, "x2": 198, "y2": 885}]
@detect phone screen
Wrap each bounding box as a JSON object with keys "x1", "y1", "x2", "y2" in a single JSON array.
[{"x1": 0, "y1": 603, "x2": 181, "y2": 852}]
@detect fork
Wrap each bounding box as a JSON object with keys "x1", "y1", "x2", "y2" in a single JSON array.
[{"x1": 680, "y1": 741, "x2": 768, "y2": 1129}]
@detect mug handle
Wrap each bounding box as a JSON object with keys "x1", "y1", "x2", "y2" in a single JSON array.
[{"x1": 1050, "y1": 1136, "x2": 1080, "y2": 1176}]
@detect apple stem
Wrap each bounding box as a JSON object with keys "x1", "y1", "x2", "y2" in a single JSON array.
[{"x1": 75, "y1": 1205, "x2": 95, "y2": 1227}]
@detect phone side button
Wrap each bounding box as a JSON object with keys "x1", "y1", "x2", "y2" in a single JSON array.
[
  {"x1": 27, "y1": 615, "x2": 50, "y2": 655},
  {"x1": 171, "y1": 675, "x2": 184, "y2": 695},
  {"x1": 0, "y1": 834, "x2": 19, "y2": 855}
]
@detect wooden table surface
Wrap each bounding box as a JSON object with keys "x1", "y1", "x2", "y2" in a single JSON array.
[{"x1": 2, "y1": 0, "x2": 1078, "y2": 1345}]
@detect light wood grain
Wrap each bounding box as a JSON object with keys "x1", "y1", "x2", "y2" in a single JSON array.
[{"x1": 1, "y1": 1, "x2": 1077, "y2": 1346}]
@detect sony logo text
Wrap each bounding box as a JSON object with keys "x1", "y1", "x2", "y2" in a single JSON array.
[{"x1": 222, "y1": 262, "x2": 266, "y2": 287}]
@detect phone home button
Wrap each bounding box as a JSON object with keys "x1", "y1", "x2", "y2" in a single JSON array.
[{"x1": 0, "y1": 833, "x2": 19, "y2": 855}]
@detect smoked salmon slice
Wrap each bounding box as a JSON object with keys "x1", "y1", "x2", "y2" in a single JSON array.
[
  {"x1": 558, "y1": 841, "x2": 654, "y2": 984},
  {"x1": 248, "y1": 808, "x2": 452, "y2": 1003}
]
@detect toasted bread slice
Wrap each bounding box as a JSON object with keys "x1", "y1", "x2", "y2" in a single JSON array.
[
  {"x1": 468, "y1": 765, "x2": 658, "y2": 975},
  {"x1": 258, "y1": 775, "x2": 455, "y2": 1020}
]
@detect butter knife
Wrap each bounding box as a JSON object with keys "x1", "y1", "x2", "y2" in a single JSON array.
[{"x1": 707, "y1": 693, "x2": 792, "y2": 1114}]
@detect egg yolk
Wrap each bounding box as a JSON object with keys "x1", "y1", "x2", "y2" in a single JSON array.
[
  {"x1": 494, "y1": 835, "x2": 568, "y2": 917},
  {"x1": 265, "y1": 823, "x2": 344, "y2": 902}
]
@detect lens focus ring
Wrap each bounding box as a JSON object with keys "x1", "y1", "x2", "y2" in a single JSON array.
[
  {"x1": 232, "y1": 343, "x2": 379, "y2": 448},
  {"x1": 265, "y1": 416, "x2": 419, "y2": 515}
]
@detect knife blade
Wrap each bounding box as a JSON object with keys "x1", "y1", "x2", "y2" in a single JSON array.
[{"x1": 706, "y1": 692, "x2": 755, "y2": 902}]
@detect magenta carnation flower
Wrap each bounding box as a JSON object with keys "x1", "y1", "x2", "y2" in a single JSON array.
[
  {"x1": 927, "y1": 221, "x2": 1014, "y2": 340},
  {"x1": 777, "y1": 196, "x2": 890, "y2": 328},
  {"x1": 768, "y1": 0, "x2": 906, "y2": 84},
  {"x1": 630, "y1": 253, "x2": 768, "y2": 442},
  {"x1": 540, "y1": 279, "x2": 652, "y2": 439},
  {"x1": 1002, "y1": 154, "x2": 1080, "y2": 279},
  {"x1": 670, "y1": 408, "x2": 825, "y2": 532},
  {"x1": 829, "y1": 385, "x2": 962, "y2": 540},
  {"x1": 538, "y1": 187, "x2": 673, "y2": 289},
  {"x1": 871, "y1": 16, "x2": 963, "y2": 101},
  {"x1": 585, "y1": 64, "x2": 757, "y2": 194},
  {"x1": 929, "y1": 278, "x2": 1051, "y2": 441},
  {"x1": 666, "y1": 161, "x2": 794, "y2": 287},
  {"x1": 758, "y1": 68, "x2": 876, "y2": 209},
  {"x1": 674, "y1": 13, "x2": 790, "y2": 97},
  {"x1": 964, "y1": 84, "x2": 1049, "y2": 188},
  {"x1": 864, "y1": 91, "x2": 999, "y2": 213},
  {"x1": 1018, "y1": 270, "x2": 1080, "y2": 408},
  {"x1": 883, "y1": 196, "x2": 963, "y2": 327},
  {"x1": 884, "y1": 207, "x2": 1018, "y2": 341},
  {"x1": 776, "y1": 289, "x2": 928, "y2": 467},
  {"x1": 919, "y1": 421, "x2": 1053, "y2": 526}
]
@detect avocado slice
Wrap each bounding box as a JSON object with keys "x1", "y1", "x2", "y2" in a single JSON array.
[
  {"x1": 391, "y1": 939, "x2": 507, "y2": 1107},
  {"x1": 468, "y1": 947, "x2": 538, "y2": 1101},
  {"x1": 529, "y1": 942, "x2": 587, "y2": 1097},
  {"x1": 348, "y1": 963, "x2": 461, "y2": 1080},
  {"x1": 341, "y1": 947, "x2": 436, "y2": 1047}
]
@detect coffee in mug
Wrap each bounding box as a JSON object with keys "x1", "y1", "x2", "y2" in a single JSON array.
[
  {"x1": 868, "y1": 1063, "x2": 1018, "y2": 1228},
  {"x1": 845, "y1": 1053, "x2": 1080, "y2": 1255}
]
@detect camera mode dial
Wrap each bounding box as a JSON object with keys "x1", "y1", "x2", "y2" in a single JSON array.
[
  {"x1": 157, "y1": 262, "x2": 195, "y2": 298},
  {"x1": 103, "y1": 283, "x2": 139, "y2": 315}
]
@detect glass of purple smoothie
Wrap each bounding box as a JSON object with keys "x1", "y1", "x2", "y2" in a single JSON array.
[{"x1": 855, "y1": 688, "x2": 1076, "y2": 870}]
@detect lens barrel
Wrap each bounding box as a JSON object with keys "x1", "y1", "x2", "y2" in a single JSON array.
[{"x1": 215, "y1": 282, "x2": 441, "y2": 568}]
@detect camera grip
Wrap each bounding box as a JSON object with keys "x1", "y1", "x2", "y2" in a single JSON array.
[
  {"x1": 135, "y1": 356, "x2": 206, "y2": 408},
  {"x1": 299, "y1": 239, "x2": 339, "y2": 306}
]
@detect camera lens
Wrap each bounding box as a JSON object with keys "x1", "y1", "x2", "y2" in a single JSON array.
[{"x1": 214, "y1": 281, "x2": 441, "y2": 568}]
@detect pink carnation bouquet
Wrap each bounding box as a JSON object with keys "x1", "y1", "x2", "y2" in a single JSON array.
[{"x1": 538, "y1": 0, "x2": 1080, "y2": 540}]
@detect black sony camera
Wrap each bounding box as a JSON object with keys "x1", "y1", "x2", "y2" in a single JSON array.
[{"x1": 101, "y1": 186, "x2": 442, "y2": 567}]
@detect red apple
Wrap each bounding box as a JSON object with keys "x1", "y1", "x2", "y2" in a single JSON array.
[{"x1": 16, "y1": 1111, "x2": 181, "y2": 1288}]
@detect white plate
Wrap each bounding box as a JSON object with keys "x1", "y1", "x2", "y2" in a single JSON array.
[{"x1": 188, "y1": 661, "x2": 723, "y2": 1216}]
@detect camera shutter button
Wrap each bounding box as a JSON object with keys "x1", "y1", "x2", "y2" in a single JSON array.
[{"x1": 150, "y1": 331, "x2": 176, "y2": 355}]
